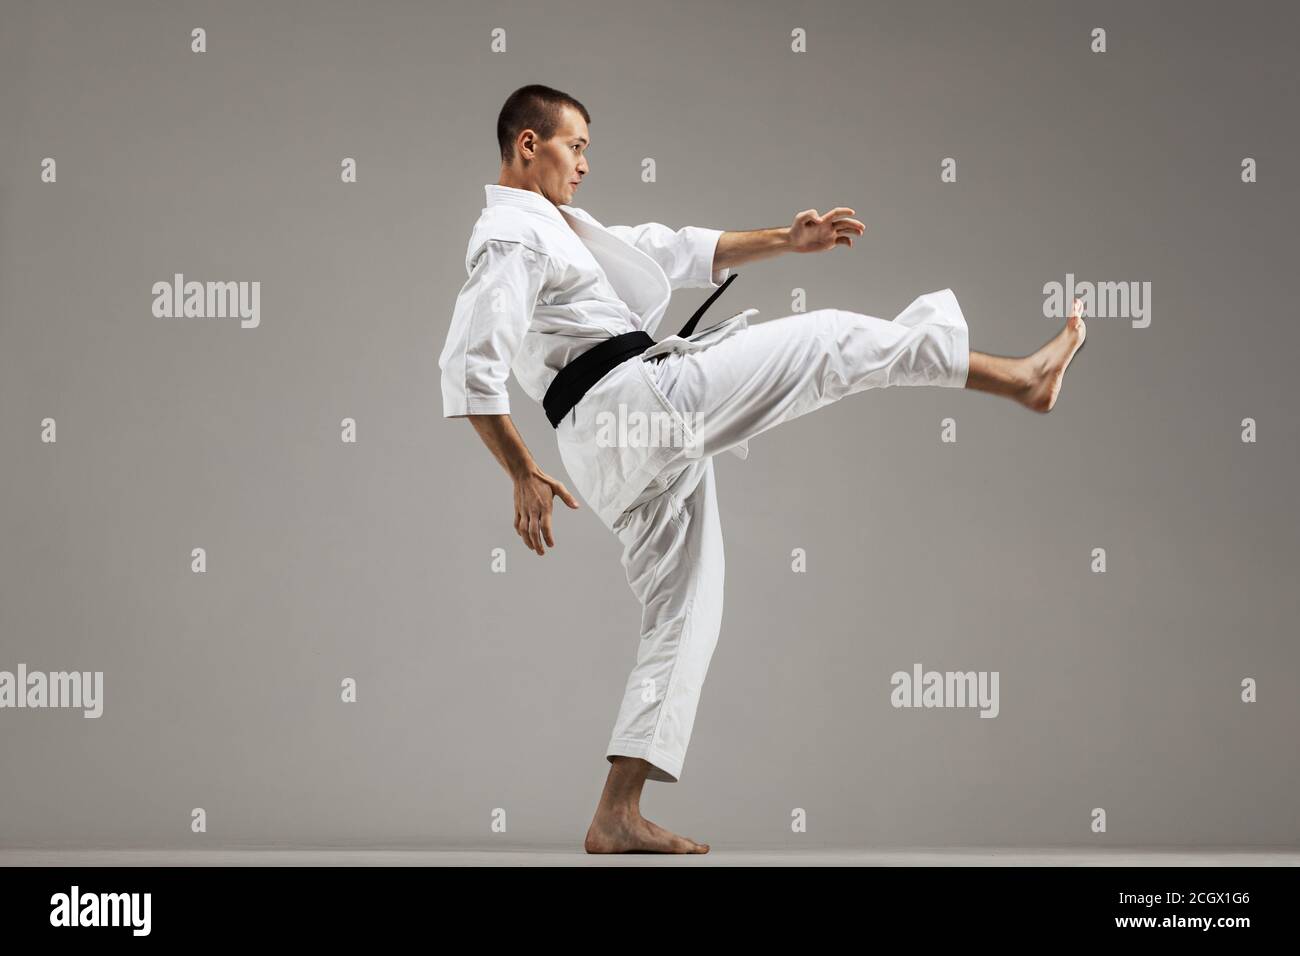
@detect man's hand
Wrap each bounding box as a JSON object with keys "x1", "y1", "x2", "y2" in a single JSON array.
[
  {"x1": 461, "y1": 414, "x2": 579, "y2": 555},
  {"x1": 788, "y1": 207, "x2": 866, "y2": 253},
  {"x1": 513, "y1": 466, "x2": 580, "y2": 556}
]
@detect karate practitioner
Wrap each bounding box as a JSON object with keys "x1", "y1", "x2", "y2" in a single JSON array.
[{"x1": 439, "y1": 85, "x2": 1087, "y2": 854}]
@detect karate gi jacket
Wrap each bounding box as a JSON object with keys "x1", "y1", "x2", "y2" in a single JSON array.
[{"x1": 440, "y1": 184, "x2": 756, "y2": 530}]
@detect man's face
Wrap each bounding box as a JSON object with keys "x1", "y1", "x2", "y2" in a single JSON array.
[{"x1": 516, "y1": 105, "x2": 590, "y2": 206}]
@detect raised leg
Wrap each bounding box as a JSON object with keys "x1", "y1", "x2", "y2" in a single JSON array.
[
  {"x1": 651, "y1": 290, "x2": 972, "y2": 461},
  {"x1": 650, "y1": 290, "x2": 1086, "y2": 462},
  {"x1": 966, "y1": 299, "x2": 1087, "y2": 412}
]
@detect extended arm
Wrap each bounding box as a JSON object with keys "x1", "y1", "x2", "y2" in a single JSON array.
[
  {"x1": 713, "y1": 207, "x2": 866, "y2": 272},
  {"x1": 600, "y1": 205, "x2": 864, "y2": 290}
]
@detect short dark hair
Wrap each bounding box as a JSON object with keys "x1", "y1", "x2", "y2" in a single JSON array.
[{"x1": 497, "y1": 84, "x2": 591, "y2": 165}]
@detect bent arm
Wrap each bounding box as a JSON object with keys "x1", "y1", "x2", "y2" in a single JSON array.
[
  {"x1": 460, "y1": 412, "x2": 580, "y2": 557},
  {"x1": 440, "y1": 241, "x2": 578, "y2": 555},
  {"x1": 439, "y1": 239, "x2": 548, "y2": 417},
  {"x1": 464, "y1": 413, "x2": 540, "y2": 482}
]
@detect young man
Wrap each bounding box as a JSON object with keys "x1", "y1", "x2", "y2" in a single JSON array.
[{"x1": 439, "y1": 84, "x2": 1086, "y2": 854}]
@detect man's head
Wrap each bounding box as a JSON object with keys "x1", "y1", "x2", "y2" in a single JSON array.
[{"x1": 496, "y1": 84, "x2": 591, "y2": 207}]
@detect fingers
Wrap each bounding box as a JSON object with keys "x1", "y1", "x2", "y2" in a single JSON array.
[
  {"x1": 539, "y1": 471, "x2": 580, "y2": 510},
  {"x1": 514, "y1": 473, "x2": 576, "y2": 556},
  {"x1": 799, "y1": 208, "x2": 860, "y2": 231},
  {"x1": 528, "y1": 512, "x2": 543, "y2": 556},
  {"x1": 515, "y1": 511, "x2": 533, "y2": 554},
  {"x1": 514, "y1": 506, "x2": 541, "y2": 556},
  {"x1": 795, "y1": 209, "x2": 819, "y2": 228},
  {"x1": 551, "y1": 480, "x2": 580, "y2": 509}
]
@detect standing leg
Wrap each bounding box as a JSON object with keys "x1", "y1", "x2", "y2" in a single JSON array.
[{"x1": 585, "y1": 456, "x2": 722, "y2": 854}]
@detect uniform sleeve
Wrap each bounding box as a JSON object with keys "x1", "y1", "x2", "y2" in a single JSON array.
[
  {"x1": 439, "y1": 239, "x2": 549, "y2": 417},
  {"x1": 602, "y1": 222, "x2": 730, "y2": 290}
]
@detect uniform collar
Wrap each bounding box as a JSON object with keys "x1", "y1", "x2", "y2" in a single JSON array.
[{"x1": 484, "y1": 183, "x2": 570, "y2": 227}]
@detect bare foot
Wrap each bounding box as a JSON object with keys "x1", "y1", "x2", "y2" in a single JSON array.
[
  {"x1": 1019, "y1": 299, "x2": 1087, "y2": 413},
  {"x1": 584, "y1": 809, "x2": 710, "y2": 854}
]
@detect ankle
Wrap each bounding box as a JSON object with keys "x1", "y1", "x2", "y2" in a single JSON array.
[
  {"x1": 1013, "y1": 355, "x2": 1040, "y2": 395},
  {"x1": 593, "y1": 800, "x2": 641, "y2": 821}
]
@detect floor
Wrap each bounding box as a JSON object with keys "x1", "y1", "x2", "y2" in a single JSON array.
[{"x1": 3, "y1": 847, "x2": 1297, "y2": 866}]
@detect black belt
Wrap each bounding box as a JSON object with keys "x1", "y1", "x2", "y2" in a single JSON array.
[{"x1": 542, "y1": 272, "x2": 739, "y2": 428}]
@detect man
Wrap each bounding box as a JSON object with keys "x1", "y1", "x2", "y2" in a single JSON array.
[{"x1": 440, "y1": 84, "x2": 1086, "y2": 854}]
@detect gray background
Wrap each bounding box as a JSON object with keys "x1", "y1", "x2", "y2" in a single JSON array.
[{"x1": 1, "y1": 0, "x2": 1296, "y2": 849}]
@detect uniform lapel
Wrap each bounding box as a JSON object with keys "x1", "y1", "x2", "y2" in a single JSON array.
[
  {"x1": 481, "y1": 184, "x2": 673, "y2": 330},
  {"x1": 559, "y1": 209, "x2": 672, "y2": 330}
]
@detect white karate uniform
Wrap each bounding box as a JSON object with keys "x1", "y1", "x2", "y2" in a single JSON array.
[{"x1": 441, "y1": 183, "x2": 970, "y2": 782}]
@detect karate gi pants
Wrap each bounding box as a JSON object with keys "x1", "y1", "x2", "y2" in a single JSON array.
[{"x1": 604, "y1": 292, "x2": 970, "y2": 782}]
